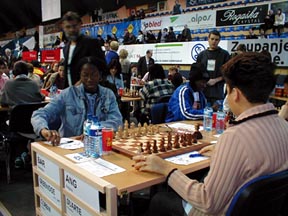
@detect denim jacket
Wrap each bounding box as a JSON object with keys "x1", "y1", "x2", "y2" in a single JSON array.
[{"x1": 31, "y1": 84, "x2": 123, "y2": 137}]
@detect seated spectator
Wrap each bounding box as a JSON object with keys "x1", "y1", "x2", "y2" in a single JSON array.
[
  {"x1": 273, "y1": 8, "x2": 285, "y2": 37},
  {"x1": 136, "y1": 30, "x2": 144, "y2": 44},
  {"x1": 136, "y1": 64, "x2": 174, "y2": 124},
  {"x1": 31, "y1": 56, "x2": 123, "y2": 144},
  {"x1": 0, "y1": 61, "x2": 44, "y2": 107},
  {"x1": 258, "y1": 28, "x2": 267, "y2": 39},
  {"x1": 0, "y1": 59, "x2": 9, "y2": 94},
  {"x1": 123, "y1": 32, "x2": 136, "y2": 45},
  {"x1": 166, "y1": 63, "x2": 209, "y2": 122},
  {"x1": 260, "y1": 9, "x2": 275, "y2": 35},
  {"x1": 122, "y1": 29, "x2": 130, "y2": 44},
  {"x1": 105, "y1": 41, "x2": 119, "y2": 65},
  {"x1": 139, "y1": 9, "x2": 145, "y2": 19},
  {"x1": 166, "y1": 27, "x2": 177, "y2": 42},
  {"x1": 246, "y1": 27, "x2": 258, "y2": 39},
  {"x1": 145, "y1": 30, "x2": 157, "y2": 43},
  {"x1": 43, "y1": 62, "x2": 65, "y2": 90},
  {"x1": 157, "y1": 28, "x2": 168, "y2": 43},
  {"x1": 181, "y1": 24, "x2": 192, "y2": 41},
  {"x1": 172, "y1": 0, "x2": 182, "y2": 15},
  {"x1": 106, "y1": 59, "x2": 124, "y2": 90},
  {"x1": 279, "y1": 76, "x2": 288, "y2": 120}
]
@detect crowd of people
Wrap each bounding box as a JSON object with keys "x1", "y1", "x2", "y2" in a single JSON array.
[{"x1": 0, "y1": 9, "x2": 287, "y2": 216}]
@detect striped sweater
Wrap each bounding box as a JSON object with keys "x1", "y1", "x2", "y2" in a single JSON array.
[{"x1": 168, "y1": 103, "x2": 288, "y2": 216}]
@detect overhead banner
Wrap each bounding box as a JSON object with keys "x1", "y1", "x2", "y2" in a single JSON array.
[
  {"x1": 141, "y1": 10, "x2": 216, "y2": 32},
  {"x1": 41, "y1": 49, "x2": 61, "y2": 63},
  {"x1": 119, "y1": 38, "x2": 287, "y2": 66},
  {"x1": 216, "y1": 4, "x2": 268, "y2": 26},
  {"x1": 227, "y1": 39, "x2": 288, "y2": 67},
  {"x1": 120, "y1": 40, "x2": 228, "y2": 64}
]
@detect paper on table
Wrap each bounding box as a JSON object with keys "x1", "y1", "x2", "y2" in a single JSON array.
[
  {"x1": 44, "y1": 138, "x2": 84, "y2": 150},
  {"x1": 77, "y1": 158, "x2": 125, "y2": 177},
  {"x1": 65, "y1": 152, "x2": 90, "y2": 163},
  {"x1": 165, "y1": 151, "x2": 208, "y2": 165},
  {"x1": 167, "y1": 122, "x2": 204, "y2": 132}
]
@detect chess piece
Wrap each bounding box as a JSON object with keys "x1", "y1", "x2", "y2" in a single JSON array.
[
  {"x1": 137, "y1": 143, "x2": 144, "y2": 154},
  {"x1": 118, "y1": 126, "x2": 123, "y2": 139},
  {"x1": 124, "y1": 120, "x2": 129, "y2": 130},
  {"x1": 187, "y1": 133, "x2": 193, "y2": 146},
  {"x1": 130, "y1": 122, "x2": 135, "y2": 130},
  {"x1": 143, "y1": 122, "x2": 148, "y2": 134},
  {"x1": 193, "y1": 123, "x2": 203, "y2": 139},
  {"x1": 173, "y1": 133, "x2": 180, "y2": 148},
  {"x1": 159, "y1": 138, "x2": 166, "y2": 152},
  {"x1": 146, "y1": 141, "x2": 152, "y2": 154},
  {"x1": 152, "y1": 140, "x2": 158, "y2": 153},
  {"x1": 123, "y1": 128, "x2": 128, "y2": 138}
]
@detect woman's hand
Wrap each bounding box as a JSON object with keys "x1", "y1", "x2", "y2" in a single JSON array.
[{"x1": 40, "y1": 128, "x2": 61, "y2": 146}]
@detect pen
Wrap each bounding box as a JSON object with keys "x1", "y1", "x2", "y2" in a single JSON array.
[
  {"x1": 189, "y1": 153, "x2": 203, "y2": 158},
  {"x1": 60, "y1": 140, "x2": 74, "y2": 145}
]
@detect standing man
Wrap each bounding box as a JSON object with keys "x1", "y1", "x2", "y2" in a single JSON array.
[
  {"x1": 197, "y1": 30, "x2": 230, "y2": 105},
  {"x1": 62, "y1": 11, "x2": 105, "y2": 88},
  {"x1": 137, "y1": 50, "x2": 154, "y2": 79}
]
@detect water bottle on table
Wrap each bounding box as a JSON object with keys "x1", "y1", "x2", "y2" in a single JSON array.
[
  {"x1": 88, "y1": 117, "x2": 103, "y2": 158},
  {"x1": 216, "y1": 108, "x2": 225, "y2": 134},
  {"x1": 83, "y1": 114, "x2": 93, "y2": 156},
  {"x1": 203, "y1": 103, "x2": 213, "y2": 132}
]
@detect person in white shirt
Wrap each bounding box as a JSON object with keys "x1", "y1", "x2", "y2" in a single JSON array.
[{"x1": 273, "y1": 8, "x2": 285, "y2": 37}]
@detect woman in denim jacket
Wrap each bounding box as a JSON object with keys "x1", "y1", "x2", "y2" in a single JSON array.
[{"x1": 31, "y1": 56, "x2": 123, "y2": 146}]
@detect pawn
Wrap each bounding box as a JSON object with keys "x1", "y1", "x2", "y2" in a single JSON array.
[
  {"x1": 152, "y1": 140, "x2": 158, "y2": 153},
  {"x1": 130, "y1": 122, "x2": 135, "y2": 130},
  {"x1": 159, "y1": 139, "x2": 166, "y2": 152},
  {"x1": 173, "y1": 133, "x2": 180, "y2": 148}
]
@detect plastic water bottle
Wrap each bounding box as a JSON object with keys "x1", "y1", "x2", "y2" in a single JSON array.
[
  {"x1": 83, "y1": 114, "x2": 93, "y2": 156},
  {"x1": 49, "y1": 84, "x2": 58, "y2": 98},
  {"x1": 203, "y1": 104, "x2": 213, "y2": 132},
  {"x1": 216, "y1": 109, "x2": 226, "y2": 134},
  {"x1": 88, "y1": 117, "x2": 103, "y2": 158}
]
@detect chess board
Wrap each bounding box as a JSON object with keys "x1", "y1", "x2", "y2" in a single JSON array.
[{"x1": 112, "y1": 131, "x2": 210, "y2": 159}]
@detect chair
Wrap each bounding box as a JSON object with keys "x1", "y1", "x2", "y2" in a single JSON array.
[
  {"x1": 151, "y1": 103, "x2": 168, "y2": 124},
  {"x1": 226, "y1": 170, "x2": 288, "y2": 216},
  {"x1": 2, "y1": 102, "x2": 48, "y2": 183}
]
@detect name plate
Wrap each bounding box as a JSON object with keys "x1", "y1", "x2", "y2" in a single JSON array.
[
  {"x1": 36, "y1": 153, "x2": 60, "y2": 185},
  {"x1": 65, "y1": 196, "x2": 92, "y2": 216},
  {"x1": 64, "y1": 170, "x2": 100, "y2": 212},
  {"x1": 40, "y1": 197, "x2": 61, "y2": 216},
  {"x1": 38, "y1": 176, "x2": 61, "y2": 208}
]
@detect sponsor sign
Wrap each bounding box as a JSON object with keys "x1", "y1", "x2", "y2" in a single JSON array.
[
  {"x1": 141, "y1": 10, "x2": 216, "y2": 31},
  {"x1": 22, "y1": 51, "x2": 38, "y2": 62},
  {"x1": 228, "y1": 39, "x2": 288, "y2": 67},
  {"x1": 216, "y1": 4, "x2": 268, "y2": 26},
  {"x1": 41, "y1": 49, "x2": 61, "y2": 63}
]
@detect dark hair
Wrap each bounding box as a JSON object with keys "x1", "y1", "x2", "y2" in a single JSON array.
[
  {"x1": 130, "y1": 63, "x2": 137, "y2": 69},
  {"x1": 189, "y1": 63, "x2": 209, "y2": 89},
  {"x1": 148, "y1": 64, "x2": 165, "y2": 80},
  {"x1": 0, "y1": 59, "x2": 6, "y2": 66},
  {"x1": 171, "y1": 72, "x2": 183, "y2": 89},
  {"x1": 208, "y1": 30, "x2": 221, "y2": 38},
  {"x1": 222, "y1": 52, "x2": 276, "y2": 103},
  {"x1": 108, "y1": 59, "x2": 122, "y2": 79},
  {"x1": 13, "y1": 61, "x2": 29, "y2": 76},
  {"x1": 61, "y1": 11, "x2": 82, "y2": 23},
  {"x1": 146, "y1": 49, "x2": 152, "y2": 54},
  {"x1": 260, "y1": 50, "x2": 272, "y2": 62},
  {"x1": 284, "y1": 76, "x2": 288, "y2": 84},
  {"x1": 77, "y1": 56, "x2": 108, "y2": 78}
]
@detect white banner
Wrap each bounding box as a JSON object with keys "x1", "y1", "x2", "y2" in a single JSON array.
[
  {"x1": 120, "y1": 38, "x2": 288, "y2": 66},
  {"x1": 120, "y1": 40, "x2": 228, "y2": 65},
  {"x1": 141, "y1": 10, "x2": 216, "y2": 32},
  {"x1": 227, "y1": 38, "x2": 288, "y2": 67}
]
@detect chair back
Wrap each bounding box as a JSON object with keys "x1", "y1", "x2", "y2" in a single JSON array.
[
  {"x1": 9, "y1": 102, "x2": 48, "y2": 134},
  {"x1": 226, "y1": 169, "x2": 288, "y2": 216},
  {"x1": 151, "y1": 103, "x2": 168, "y2": 124}
]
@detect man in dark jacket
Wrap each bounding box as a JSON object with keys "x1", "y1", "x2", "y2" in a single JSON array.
[
  {"x1": 137, "y1": 50, "x2": 155, "y2": 78},
  {"x1": 62, "y1": 11, "x2": 105, "y2": 88}
]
